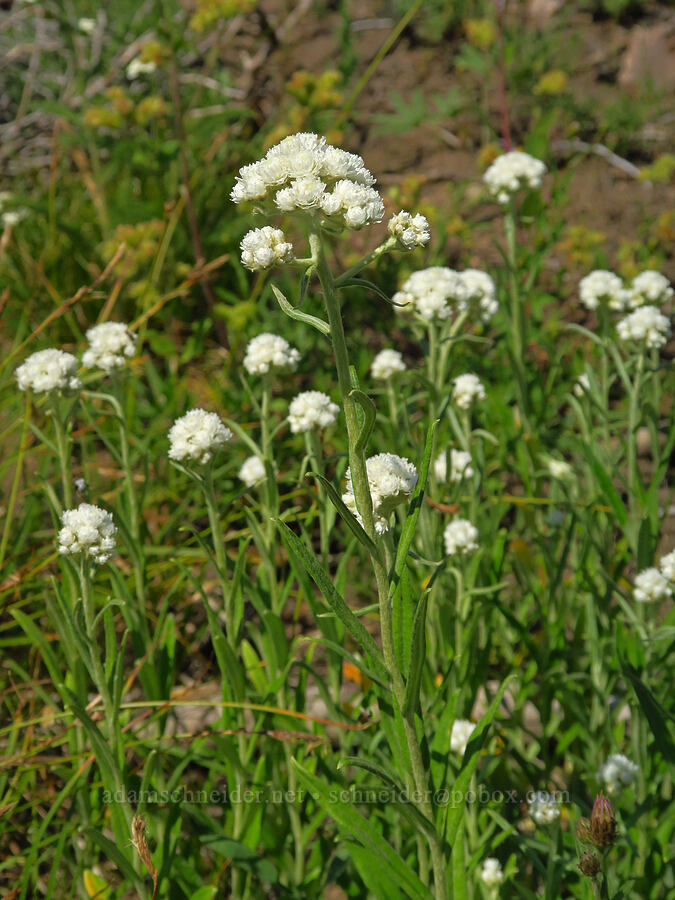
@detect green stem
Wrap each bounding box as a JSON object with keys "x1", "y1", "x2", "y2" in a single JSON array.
[
  {"x1": 203, "y1": 466, "x2": 233, "y2": 639},
  {"x1": 333, "y1": 236, "x2": 396, "y2": 285},
  {"x1": 51, "y1": 397, "x2": 73, "y2": 511},
  {"x1": 627, "y1": 351, "x2": 645, "y2": 552},
  {"x1": 504, "y1": 204, "x2": 530, "y2": 430}
]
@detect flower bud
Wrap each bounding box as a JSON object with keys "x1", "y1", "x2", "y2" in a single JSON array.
[
  {"x1": 578, "y1": 851, "x2": 601, "y2": 878},
  {"x1": 575, "y1": 817, "x2": 592, "y2": 843},
  {"x1": 590, "y1": 793, "x2": 617, "y2": 848}
]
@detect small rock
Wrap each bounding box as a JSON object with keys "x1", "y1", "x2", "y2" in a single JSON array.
[{"x1": 618, "y1": 23, "x2": 675, "y2": 90}]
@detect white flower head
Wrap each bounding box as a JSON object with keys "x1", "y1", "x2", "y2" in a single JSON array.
[
  {"x1": 444, "y1": 518, "x2": 479, "y2": 556},
  {"x1": 616, "y1": 306, "x2": 671, "y2": 349},
  {"x1": 483, "y1": 151, "x2": 547, "y2": 204},
  {"x1": 435, "y1": 449, "x2": 473, "y2": 483},
  {"x1": 238, "y1": 455, "x2": 267, "y2": 488},
  {"x1": 15, "y1": 349, "x2": 81, "y2": 394},
  {"x1": 528, "y1": 791, "x2": 560, "y2": 825},
  {"x1": 548, "y1": 458, "x2": 573, "y2": 480},
  {"x1": 288, "y1": 390, "x2": 339, "y2": 433},
  {"x1": 578, "y1": 270, "x2": 627, "y2": 312},
  {"x1": 574, "y1": 373, "x2": 591, "y2": 397},
  {"x1": 461, "y1": 269, "x2": 498, "y2": 322},
  {"x1": 168, "y1": 409, "x2": 232, "y2": 466},
  {"x1": 243, "y1": 333, "x2": 300, "y2": 376},
  {"x1": 452, "y1": 373, "x2": 486, "y2": 409},
  {"x1": 343, "y1": 453, "x2": 418, "y2": 534},
  {"x1": 388, "y1": 211, "x2": 431, "y2": 250},
  {"x1": 479, "y1": 858, "x2": 504, "y2": 888},
  {"x1": 82, "y1": 322, "x2": 137, "y2": 372},
  {"x1": 659, "y1": 549, "x2": 675, "y2": 581},
  {"x1": 633, "y1": 567, "x2": 672, "y2": 603},
  {"x1": 126, "y1": 58, "x2": 156, "y2": 79},
  {"x1": 2, "y1": 208, "x2": 28, "y2": 227},
  {"x1": 371, "y1": 349, "x2": 406, "y2": 380},
  {"x1": 240, "y1": 226, "x2": 294, "y2": 271},
  {"x1": 57, "y1": 503, "x2": 116, "y2": 564},
  {"x1": 629, "y1": 271, "x2": 673, "y2": 309},
  {"x1": 275, "y1": 176, "x2": 326, "y2": 212},
  {"x1": 320, "y1": 180, "x2": 384, "y2": 229},
  {"x1": 393, "y1": 267, "x2": 469, "y2": 323},
  {"x1": 450, "y1": 719, "x2": 475, "y2": 756},
  {"x1": 77, "y1": 17, "x2": 96, "y2": 34},
  {"x1": 597, "y1": 754, "x2": 639, "y2": 795}
]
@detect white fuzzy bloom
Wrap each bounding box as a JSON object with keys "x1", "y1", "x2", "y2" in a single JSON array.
[
  {"x1": 15, "y1": 349, "x2": 81, "y2": 394},
  {"x1": 452, "y1": 373, "x2": 486, "y2": 409},
  {"x1": 57, "y1": 503, "x2": 116, "y2": 564},
  {"x1": 320, "y1": 180, "x2": 384, "y2": 229},
  {"x1": 240, "y1": 226, "x2": 294, "y2": 271},
  {"x1": 288, "y1": 390, "x2": 339, "y2": 433},
  {"x1": 483, "y1": 151, "x2": 547, "y2": 204},
  {"x1": 616, "y1": 305, "x2": 671, "y2": 349},
  {"x1": 574, "y1": 373, "x2": 591, "y2": 397},
  {"x1": 597, "y1": 754, "x2": 639, "y2": 795},
  {"x1": 388, "y1": 211, "x2": 431, "y2": 250},
  {"x1": 2, "y1": 209, "x2": 28, "y2": 227},
  {"x1": 659, "y1": 549, "x2": 675, "y2": 581},
  {"x1": 528, "y1": 792, "x2": 560, "y2": 825},
  {"x1": 231, "y1": 162, "x2": 269, "y2": 203},
  {"x1": 82, "y1": 322, "x2": 137, "y2": 372},
  {"x1": 479, "y1": 858, "x2": 504, "y2": 888},
  {"x1": 319, "y1": 146, "x2": 376, "y2": 185},
  {"x1": 450, "y1": 719, "x2": 475, "y2": 755},
  {"x1": 168, "y1": 409, "x2": 232, "y2": 465},
  {"x1": 243, "y1": 333, "x2": 300, "y2": 376},
  {"x1": 238, "y1": 455, "x2": 266, "y2": 487},
  {"x1": 461, "y1": 269, "x2": 498, "y2": 322},
  {"x1": 629, "y1": 270, "x2": 673, "y2": 309},
  {"x1": 343, "y1": 453, "x2": 418, "y2": 534},
  {"x1": 371, "y1": 349, "x2": 406, "y2": 380},
  {"x1": 75, "y1": 477, "x2": 87, "y2": 494},
  {"x1": 444, "y1": 518, "x2": 479, "y2": 556},
  {"x1": 275, "y1": 176, "x2": 326, "y2": 212},
  {"x1": 633, "y1": 567, "x2": 672, "y2": 603},
  {"x1": 126, "y1": 58, "x2": 156, "y2": 79},
  {"x1": 393, "y1": 267, "x2": 470, "y2": 323},
  {"x1": 548, "y1": 459, "x2": 573, "y2": 480},
  {"x1": 434, "y1": 449, "x2": 473, "y2": 482},
  {"x1": 77, "y1": 17, "x2": 96, "y2": 33},
  {"x1": 579, "y1": 270, "x2": 627, "y2": 312}
]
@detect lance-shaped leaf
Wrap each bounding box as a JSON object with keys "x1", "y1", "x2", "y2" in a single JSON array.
[{"x1": 271, "y1": 284, "x2": 330, "y2": 335}]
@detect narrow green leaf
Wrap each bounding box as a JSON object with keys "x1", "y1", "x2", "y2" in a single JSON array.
[
  {"x1": 83, "y1": 827, "x2": 145, "y2": 889},
  {"x1": 621, "y1": 664, "x2": 675, "y2": 762},
  {"x1": 393, "y1": 420, "x2": 437, "y2": 581},
  {"x1": 579, "y1": 442, "x2": 628, "y2": 527},
  {"x1": 350, "y1": 389, "x2": 376, "y2": 455},
  {"x1": 271, "y1": 284, "x2": 330, "y2": 335},
  {"x1": 306, "y1": 472, "x2": 379, "y2": 558},
  {"x1": 402, "y1": 593, "x2": 428, "y2": 718}
]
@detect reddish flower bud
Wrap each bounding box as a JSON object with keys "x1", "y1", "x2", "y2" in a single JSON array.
[
  {"x1": 578, "y1": 850, "x2": 602, "y2": 878},
  {"x1": 590, "y1": 793, "x2": 617, "y2": 848}
]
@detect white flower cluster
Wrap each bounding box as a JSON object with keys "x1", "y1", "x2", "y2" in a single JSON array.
[
  {"x1": 444, "y1": 518, "x2": 479, "y2": 556},
  {"x1": 633, "y1": 567, "x2": 672, "y2": 603},
  {"x1": 243, "y1": 333, "x2": 301, "y2": 376},
  {"x1": 479, "y1": 858, "x2": 504, "y2": 889},
  {"x1": 371, "y1": 348, "x2": 406, "y2": 380},
  {"x1": 574, "y1": 372, "x2": 591, "y2": 397},
  {"x1": 452, "y1": 373, "x2": 486, "y2": 409},
  {"x1": 77, "y1": 17, "x2": 96, "y2": 34},
  {"x1": 240, "y1": 226, "x2": 294, "y2": 271},
  {"x1": 126, "y1": 58, "x2": 156, "y2": 79},
  {"x1": 343, "y1": 453, "x2": 418, "y2": 534},
  {"x1": 483, "y1": 151, "x2": 547, "y2": 204},
  {"x1": 168, "y1": 409, "x2": 232, "y2": 466},
  {"x1": 616, "y1": 305, "x2": 671, "y2": 349},
  {"x1": 387, "y1": 211, "x2": 431, "y2": 250},
  {"x1": 578, "y1": 270, "x2": 627, "y2": 312},
  {"x1": 597, "y1": 754, "x2": 639, "y2": 795},
  {"x1": 231, "y1": 133, "x2": 384, "y2": 230},
  {"x1": 82, "y1": 322, "x2": 137, "y2": 373},
  {"x1": 630, "y1": 270, "x2": 673, "y2": 308},
  {"x1": 57, "y1": 503, "x2": 116, "y2": 564},
  {"x1": 528, "y1": 791, "x2": 560, "y2": 825},
  {"x1": 434, "y1": 449, "x2": 473, "y2": 482},
  {"x1": 450, "y1": 719, "x2": 475, "y2": 756},
  {"x1": 659, "y1": 549, "x2": 675, "y2": 581},
  {"x1": 548, "y1": 458, "x2": 573, "y2": 480},
  {"x1": 239, "y1": 455, "x2": 267, "y2": 487},
  {"x1": 461, "y1": 269, "x2": 498, "y2": 322},
  {"x1": 15, "y1": 348, "x2": 81, "y2": 394},
  {"x1": 288, "y1": 391, "x2": 339, "y2": 433},
  {"x1": 393, "y1": 267, "x2": 469, "y2": 322}
]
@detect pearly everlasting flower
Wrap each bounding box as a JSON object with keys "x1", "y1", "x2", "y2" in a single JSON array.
[
  {"x1": 461, "y1": 269, "x2": 498, "y2": 322},
  {"x1": 371, "y1": 348, "x2": 406, "y2": 380},
  {"x1": 388, "y1": 211, "x2": 431, "y2": 250},
  {"x1": 450, "y1": 719, "x2": 475, "y2": 755},
  {"x1": 452, "y1": 373, "x2": 486, "y2": 409},
  {"x1": 276, "y1": 176, "x2": 326, "y2": 212},
  {"x1": 288, "y1": 390, "x2": 339, "y2": 433},
  {"x1": 434, "y1": 449, "x2": 473, "y2": 482},
  {"x1": 15, "y1": 349, "x2": 81, "y2": 394},
  {"x1": 320, "y1": 180, "x2": 384, "y2": 229},
  {"x1": 483, "y1": 151, "x2": 547, "y2": 204},
  {"x1": 82, "y1": 322, "x2": 137, "y2": 372},
  {"x1": 74, "y1": 477, "x2": 87, "y2": 494},
  {"x1": 616, "y1": 306, "x2": 671, "y2": 349},
  {"x1": 578, "y1": 270, "x2": 627, "y2": 312},
  {"x1": 597, "y1": 754, "x2": 639, "y2": 795},
  {"x1": 126, "y1": 58, "x2": 156, "y2": 79},
  {"x1": 57, "y1": 503, "x2": 116, "y2": 564},
  {"x1": 659, "y1": 549, "x2": 675, "y2": 581},
  {"x1": 168, "y1": 409, "x2": 232, "y2": 466},
  {"x1": 77, "y1": 17, "x2": 96, "y2": 33},
  {"x1": 479, "y1": 858, "x2": 504, "y2": 889},
  {"x1": 528, "y1": 791, "x2": 560, "y2": 825},
  {"x1": 343, "y1": 453, "x2": 418, "y2": 534},
  {"x1": 240, "y1": 226, "x2": 294, "y2": 271},
  {"x1": 574, "y1": 373, "x2": 591, "y2": 397},
  {"x1": 548, "y1": 458, "x2": 573, "y2": 480},
  {"x1": 444, "y1": 518, "x2": 479, "y2": 556},
  {"x1": 243, "y1": 333, "x2": 300, "y2": 376},
  {"x1": 629, "y1": 270, "x2": 673, "y2": 309},
  {"x1": 2, "y1": 209, "x2": 28, "y2": 227},
  {"x1": 238, "y1": 455, "x2": 266, "y2": 487},
  {"x1": 633, "y1": 567, "x2": 672, "y2": 603},
  {"x1": 393, "y1": 267, "x2": 469, "y2": 322}
]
